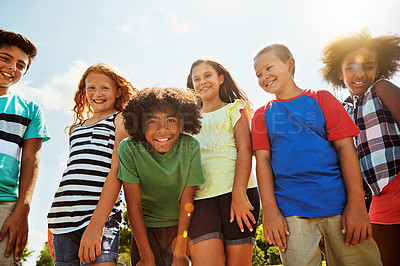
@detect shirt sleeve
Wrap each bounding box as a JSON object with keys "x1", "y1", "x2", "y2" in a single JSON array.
[
  {"x1": 228, "y1": 99, "x2": 253, "y2": 128},
  {"x1": 185, "y1": 139, "x2": 206, "y2": 187},
  {"x1": 117, "y1": 139, "x2": 140, "y2": 183},
  {"x1": 251, "y1": 106, "x2": 271, "y2": 151},
  {"x1": 316, "y1": 90, "x2": 360, "y2": 141},
  {"x1": 23, "y1": 102, "x2": 51, "y2": 142}
]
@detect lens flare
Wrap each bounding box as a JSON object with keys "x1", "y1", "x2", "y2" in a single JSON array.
[
  {"x1": 183, "y1": 230, "x2": 188, "y2": 238},
  {"x1": 355, "y1": 54, "x2": 364, "y2": 64},
  {"x1": 351, "y1": 62, "x2": 361, "y2": 73},
  {"x1": 185, "y1": 203, "x2": 194, "y2": 212},
  {"x1": 187, "y1": 213, "x2": 191, "y2": 218}
]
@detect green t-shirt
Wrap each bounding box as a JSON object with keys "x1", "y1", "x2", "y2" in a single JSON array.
[{"x1": 118, "y1": 134, "x2": 206, "y2": 227}]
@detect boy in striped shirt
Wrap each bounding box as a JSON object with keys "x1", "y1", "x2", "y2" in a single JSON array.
[{"x1": 0, "y1": 29, "x2": 50, "y2": 264}]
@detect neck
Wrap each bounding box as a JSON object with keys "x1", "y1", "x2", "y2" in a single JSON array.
[
  {"x1": 0, "y1": 87, "x2": 9, "y2": 97},
  {"x1": 201, "y1": 98, "x2": 227, "y2": 113},
  {"x1": 275, "y1": 83, "x2": 303, "y2": 101},
  {"x1": 89, "y1": 109, "x2": 117, "y2": 122}
]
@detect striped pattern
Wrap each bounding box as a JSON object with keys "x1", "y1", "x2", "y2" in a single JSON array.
[
  {"x1": 48, "y1": 113, "x2": 122, "y2": 234},
  {"x1": 343, "y1": 79, "x2": 400, "y2": 195},
  {"x1": 0, "y1": 111, "x2": 30, "y2": 159}
]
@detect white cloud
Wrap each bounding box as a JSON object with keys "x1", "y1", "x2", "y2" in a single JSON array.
[
  {"x1": 14, "y1": 61, "x2": 88, "y2": 115},
  {"x1": 159, "y1": 7, "x2": 191, "y2": 35},
  {"x1": 139, "y1": 15, "x2": 150, "y2": 28},
  {"x1": 117, "y1": 22, "x2": 136, "y2": 34}
]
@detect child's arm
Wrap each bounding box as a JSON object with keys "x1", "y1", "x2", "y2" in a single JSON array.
[
  {"x1": 123, "y1": 181, "x2": 156, "y2": 266},
  {"x1": 254, "y1": 150, "x2": 289, "y2": 252},
  {"x1": 376, "y1": 80, "x2": 400, "y2": 125},
  {"x1": 0, "y1": 138, "x2": 42, "y2": 261},
  {"x1": 172, "y1": 186, "x2": 197, "y2": 266},
  {"x1": 79, "y1": 113, "x2": 128, "y2": 263},
  {"x1": 332, "y1": 136, "x2": 372, "y2": 247},
  {"x1": 230, "y1": 108, "x2": 256, "y2": 232}
]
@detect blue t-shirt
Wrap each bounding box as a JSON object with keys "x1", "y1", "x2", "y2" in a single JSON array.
[
  {"x1": 252, "y1": 89, "x2": 360, "y2": 217},
  {"x1": 0, "y1": 93, "x2": 50, "y2": 201}
]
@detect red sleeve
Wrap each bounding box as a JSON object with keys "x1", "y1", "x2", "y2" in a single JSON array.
[
  {"x1": 309, "y1": 89, "x2": 360, "y2": 141},
  {"x1": 251, "y1": 105, "x2": 271, "y2": 151}
]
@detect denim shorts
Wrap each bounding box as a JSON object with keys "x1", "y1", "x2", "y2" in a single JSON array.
[
  {"x1": 189, "y1": 188, "x2": 260, "y2": 246},
  {"x1": 53, "y1": 216, "x2": 121, "y2": 266}
]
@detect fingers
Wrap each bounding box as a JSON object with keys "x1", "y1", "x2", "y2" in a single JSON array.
[
  {"x1": 79, "y1": 241, "x2": 101, "y2": 263},
  {"x1": 229, "y1": 207, "x2": 235, "y2": 223},
  {"x1": 5, "y1": 230, "x2": 16, "y2": 258}
]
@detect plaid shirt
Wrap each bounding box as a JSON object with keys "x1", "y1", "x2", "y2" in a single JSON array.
[{"x1": 343, "y1": 80, "x2": 400, "y2": 195}]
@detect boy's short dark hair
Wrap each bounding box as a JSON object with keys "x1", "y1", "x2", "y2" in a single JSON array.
[
  {"x1": 122, "y1": 87, "x2": 202, "y2": 143},
  {"x1": 0, "y1": 29, "x2": 37, "y2": 69},
  {"x1": 254, "y1": 43, "x2": 295, "y2": 76}
]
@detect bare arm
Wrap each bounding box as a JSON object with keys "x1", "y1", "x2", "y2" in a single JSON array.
[
  {"x1": 172, "y1": 186, "x2": 197, "y2": 266},
  {"x1": 254, "y1": 150, "x2": 289, "y2": 252},
  {"x1": 123, "y1": 182, "x2": 156, "y2": 266},
  {"x1": 79, "y1": 113, "x2": 129, "y2": 263},
  {"x1": 230, "y1": 109, "x2": 256, "y2": 232},
  {"x1": 0, "y1": 138, "x2": 42, "y2": 260},
  {"x1": 332, "y1": 137, "x2": 372, "y2": 246},
  {"x1": 376, "y1": 80, "x2": 400, "y2": 125}
]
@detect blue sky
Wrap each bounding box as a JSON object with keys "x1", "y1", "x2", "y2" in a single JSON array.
[{"x1": 1, "y1": 0, "x2": 400, "y2": 263}]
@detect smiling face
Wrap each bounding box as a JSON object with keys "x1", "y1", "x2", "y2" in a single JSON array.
[
  {"x1": 0, "y1": 45, "x2": 29, "y2": 94},
  {"x1": 85, "y1": 72, "x2": 120, "y2": 116},
  {"x1": 339, "y1": 47, "x2": 378, "y2": 97},
  {"x1": 254, "y1": 52, "x2": 294, "y2": 98},
  {"x1": 145, "y1": 109, "x2": 182, "y2": 154},
  {"x1": 191, "y1": 62, "x2": 224, "y2": 103}
]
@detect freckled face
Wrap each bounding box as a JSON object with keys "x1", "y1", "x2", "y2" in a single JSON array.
[
  {"x1": 85, "y1": 72, "x2": 120, "y2": 115},
  {"x1": 339, "y1": 47, "x2": 378, "y2": 96},
  {"x1": 145, "y1": 109, "x2": 182, "y2": 154}
]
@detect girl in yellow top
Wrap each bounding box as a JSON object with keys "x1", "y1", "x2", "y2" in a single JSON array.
[{"x1": 186, "y1": 59, "x2": 259, "y2": 266}]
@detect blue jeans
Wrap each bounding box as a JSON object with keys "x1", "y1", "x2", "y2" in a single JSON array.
[{"x1": 53, "y1": 218, "x2": 120, "y2": 266}]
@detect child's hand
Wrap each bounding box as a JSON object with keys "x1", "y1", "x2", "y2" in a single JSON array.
[
  {"x1": 47, "y1": 229, "x2": 54, "y2": 260},
  {"x1": 263, "y1": 210, "x2": 289, "y2": 252},
  {"x1": 0, "y1": 209, "x2": 28, "y2": 261},
  {"x1": 78, "y1": 225, "x2": 103, "y2": 264},
  {"x1": 342, "y1": 204, "x2": 372, "y2": 246},
  {"x1": 172, "y1": 255, "x2": 190, "y2": 266},
  {"x1": 230, "y1": 190, "x2": 256, "y2": 232}
]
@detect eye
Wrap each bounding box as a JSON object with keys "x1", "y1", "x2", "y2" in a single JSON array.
[
  {"x1": 102, "y1": 86, "x2": 110, "y2": 90},
  {"x1": 17, "y1": 63, "x2": 26, "y2": 70},
  {"x1": 167, "y1": 118, "x2": 178, "y2": 123},
  {"x1": 146, "y1": 119, "x2": 157, "y2": 125},
  {"x1": 193, "y1": 77, "x2": 200, "y2": 82},
  {"x1": 86, "y1": 86, "x2": 95, "y2": 90},
  {"x1": 0, "y1": 56, "x2": 9, "y2": 61},
  {"x1": 266, "y1": 66, "x2": 272, "y2": 71}
]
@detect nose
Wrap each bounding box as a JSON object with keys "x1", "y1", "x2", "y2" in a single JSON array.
[
  {"x1": 94, "y1": 88, "x2": 103, "y2": 96},
  {"x1": 157, "y1": 119, "x2": 168, "y2": 132}
]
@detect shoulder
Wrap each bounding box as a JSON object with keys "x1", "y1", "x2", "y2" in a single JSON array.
[
  {"x1": 303, "y1": 89, "x2": 335, "y2": 100},
  {"x1": 180, "y1": 134, "x2": 200, "y2": 146},
  {"x1": 375, "y1": 79, "x2": 400, "y2": 94}
]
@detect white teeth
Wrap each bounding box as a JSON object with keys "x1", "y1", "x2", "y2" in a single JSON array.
[
  {"x1": 266, "y1": 80, "x2": 274, "y2": 87},
  {"x1": 354, "y1": 81, "x2": 364, "y2": 85},
  {"x1": 156, "y1": 138, "x2": 169, "y2": 142},
  {"x1": 1, "y1": 71, "x2": 12, "y2": 78},
  {"x1": 93, "y1": 99, "x2": 105, "y2": 103}
]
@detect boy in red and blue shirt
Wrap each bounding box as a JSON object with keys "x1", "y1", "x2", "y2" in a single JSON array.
[{"x1": 251, "y1": 43, "x2": 382, "y2": 265}]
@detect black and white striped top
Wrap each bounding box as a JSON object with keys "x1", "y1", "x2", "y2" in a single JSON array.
[{"x1": 47, "y1": 113, "x2": 122, "y2": 234}]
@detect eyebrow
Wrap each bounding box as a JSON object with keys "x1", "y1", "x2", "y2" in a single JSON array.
[{"x1": 0, "y1": 52, "x2": 27, "y2": 66}]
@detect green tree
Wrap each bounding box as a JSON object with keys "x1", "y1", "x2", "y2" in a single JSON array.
[
  {"x1": 21, "y1": 244, "x2": 33, "y2": 263},
  {"x1": 36, "y1": 242, "x2": 54, "y2": 266},
  {"x1": 119, "y1": 204, "x2": 132, "y2": 266}
]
